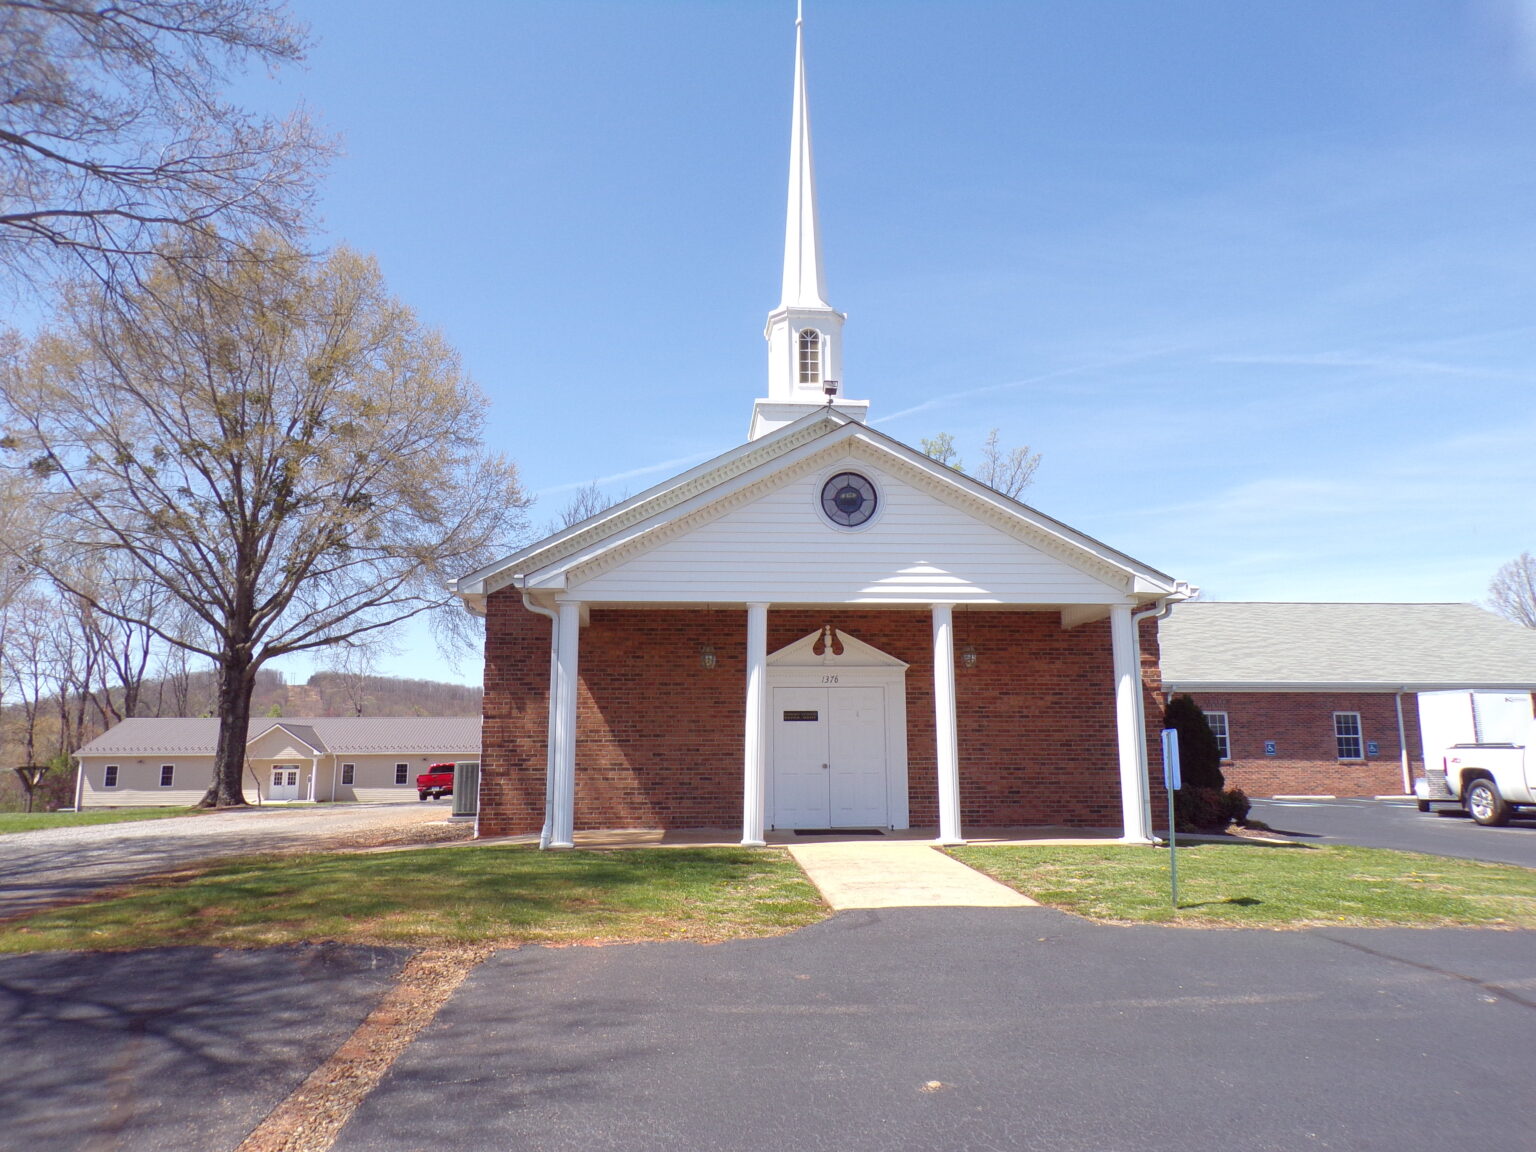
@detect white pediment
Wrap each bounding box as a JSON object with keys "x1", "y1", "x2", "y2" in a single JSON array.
[
  {"x1": 246, "y1": 724, "x2": 324, "y2": 759},
  {"x1": 457, "y1": 412, "x2": 1184, "y2": 615},
  {"x1": 769, "y1": 628, "x2": 909, "y2": 668},
  {"x1": 562, "y1": 446, "x2": 1131, "y2": 606}
]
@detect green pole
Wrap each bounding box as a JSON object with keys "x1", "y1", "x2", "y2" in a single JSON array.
[
  {"x1": 1167, "y1": 785, "x2": 1178, "y2": 908},
  {"x1": 1160, "y1": 727, "x2": 1181, "y2": 910}
]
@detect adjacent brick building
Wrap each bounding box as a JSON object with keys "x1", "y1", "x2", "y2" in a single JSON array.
[{"x1": 1160, "y1": 602, "x2": 1536, "y2": 798}]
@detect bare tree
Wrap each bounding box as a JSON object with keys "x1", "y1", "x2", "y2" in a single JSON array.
[
  {"x1": 0, "y1": 589, "x2": 63, "y2": 766},
  {"x1": 560, "y1": 483, "x2": 613, "y2": 529},
  {"x1": 0, "y1": 457, "x2": 40, "y2": 616},
  {"x1": 974, "y1": 429, "x2": 1040, "y2": 499},
  {"x1": 154, "y1": 642, "x2": 202, "y2": 717},
  {"x1": 1489, "y1": 551, "x2": 1536, "y2": 629},
  {"x1": 320, "y1": 641, "x2": 386, "y2": 717},
  {"x1": 544, "y1": 481, "x2": 625, "y2": 535},
  {"x1": 1, "y1": 234, "x2": 530, "y2": 806},
  {"x1": 0, "y1": 0, "x2": 328, "y2": 291},
  {"x1": 919, "y1": 429, "x2": 1040, "y2": 498}
]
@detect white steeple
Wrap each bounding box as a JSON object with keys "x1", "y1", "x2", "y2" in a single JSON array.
[{"x1": 750, "y1": 1, "x2": 868, "y2": 440}]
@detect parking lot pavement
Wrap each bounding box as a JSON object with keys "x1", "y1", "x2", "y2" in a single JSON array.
[
  {"x1": 0, "y1": 803, "x2": 457, "y2": 917},
  {"x1": 333, "y1": 908, "x2": 1536, "y2": 1152},
  {"x1": 1251, "y1": 797, "x2": 1536, "y2": 869},
  {"x1": 0, "y1": 943, "x2": 407, "y2": 1152}
]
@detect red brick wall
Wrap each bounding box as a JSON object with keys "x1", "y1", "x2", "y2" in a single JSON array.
[
  {"x1": 1181, "y1": 691, "x2": 1421, "y2": 797},
  {"x1": 479, "y1": 596, "x2": 1164, "y2": 836},
  {"x1": 479, "y1": 597, "x2": 551, "y2": 836}
]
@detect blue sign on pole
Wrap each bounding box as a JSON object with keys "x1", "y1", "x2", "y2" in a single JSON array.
[
  {"x1": 1161, "y1": 728, "x2": 1182, "y2": 791},
  {"x1": 1160, "y1": 728, "x2": 1181, "y2": 908}
]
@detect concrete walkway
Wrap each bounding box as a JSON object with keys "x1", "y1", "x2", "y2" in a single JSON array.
[{"x1": 787, "y1": 840, "x2": 1037, "y2": 909}]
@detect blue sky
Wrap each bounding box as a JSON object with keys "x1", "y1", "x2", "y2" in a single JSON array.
[{"x1": 249, "y1": 1, "x2": 1536, "y2": 684}]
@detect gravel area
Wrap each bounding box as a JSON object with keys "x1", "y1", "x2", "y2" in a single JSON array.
[{"x1": 0, "y1": 803, "x2": 470, "y2": 918}]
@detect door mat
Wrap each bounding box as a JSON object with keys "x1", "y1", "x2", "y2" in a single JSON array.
[{"x1": 793, "y1": 828, "x2": 886, "y2": 836}]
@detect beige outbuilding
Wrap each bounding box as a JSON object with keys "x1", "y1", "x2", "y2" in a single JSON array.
[{"x1": 73, "y1": 717, "x2": 480, "y2": 808}]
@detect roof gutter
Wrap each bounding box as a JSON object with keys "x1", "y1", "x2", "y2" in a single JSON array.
[{"x1": 1130, "y1": 584, "x2": 1193, "y2": 839}]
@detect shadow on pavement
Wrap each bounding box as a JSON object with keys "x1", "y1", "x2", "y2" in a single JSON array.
[{"x1": 0, "y1": 943, "x2": 407, "y2": 1152}]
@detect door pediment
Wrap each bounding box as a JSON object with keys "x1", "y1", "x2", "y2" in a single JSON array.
[{"x1": 768, "y1": 628, "x2": 909, "y2": 669}]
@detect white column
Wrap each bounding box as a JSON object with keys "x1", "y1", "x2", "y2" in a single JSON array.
[
  {"x1": 1111, "y1": 604, "x2": 1152, "y2": 843},
  {"x1": 550, "y1": 597, "x2": 582, "y2": 849},
  {"x1": 932, "y1": 603, "x2": 962, "y2": 844},
  {"x1": 538, "y1": 610, "x2": 560, "y2": 849},
  {"x1": 1395, "y1": 691, "x2": 1411, "y2": 795},
  {"x1": 742, "y1": 602, "x2": 770, "y2": 846}
]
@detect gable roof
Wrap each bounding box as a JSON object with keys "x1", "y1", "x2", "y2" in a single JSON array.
[
  {"x1": 454, "y1": 410, "x2": 1184, "y2": 609},
  {"x1": 75, "y1": 716, "x2": 481, "y2": 758},
  {"x1": 1160, "y1": 602, "x2": 1536, "y2": 691},
  {"x1": 255, "y1": 722, "x2": 325, "y2": 754}
]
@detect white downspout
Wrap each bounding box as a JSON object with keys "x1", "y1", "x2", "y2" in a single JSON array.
[
  {"x1": 521, "y1": 579, "x2": 560, "y2": 850},
  {"x1": 1132, "y1": 590, "x2": 1185, "y2": 840},
  {"x1": 73, "y1": 759, "x2": 85, "y2": 811},
  {"x1": 1395, "y1": 690, "x2": 1411, "y2": 795}
]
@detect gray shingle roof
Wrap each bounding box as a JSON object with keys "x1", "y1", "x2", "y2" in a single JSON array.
[
  {"x1": 1159, "y1": 603, "x2": 1536, "y2": 691},
  {"x1": 76, "y1": 716, "x2": 481, "y2": 757}
]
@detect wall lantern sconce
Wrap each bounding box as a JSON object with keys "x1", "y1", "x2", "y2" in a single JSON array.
[
  {"x1": 699, "y1": 645, "x2": 717, "y2": 670},
  {"x1": 960, "y1": 646, "x2": 978, "y2": 670}
]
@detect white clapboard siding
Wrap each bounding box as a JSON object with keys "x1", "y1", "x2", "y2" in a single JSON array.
[
  {"x1": 325, "y1": 755, "x2": 439, "y2": 804},
  {"x1": 572, "y1": 461, "x2": 1121, "y2": 603},
  {"x1": 79, "y1": 756, "x2": 216, "y2": 808}
]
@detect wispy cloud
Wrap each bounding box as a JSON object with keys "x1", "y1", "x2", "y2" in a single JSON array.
[
  {"x1": 1120, "y1": 414, "x2": 1536, "y2": 602},
  {"x1": 1209, "y1": 352, "x2": 1486, "y2": 377},
  {"x1": 875, "y1": 346, "x2": 1186, "y2": 425},
  {"x1": 533, "y1": 449, "x2": 718, "y2": 499}
]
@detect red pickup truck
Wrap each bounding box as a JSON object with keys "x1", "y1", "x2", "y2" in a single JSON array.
[{"x1": 416, "y1": 762, "x2": 457, "y2": 801}]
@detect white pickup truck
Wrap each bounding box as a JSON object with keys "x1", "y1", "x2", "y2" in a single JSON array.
[{"x1": 1415, "y1": 720, "x2": 1536, "y2": 826}]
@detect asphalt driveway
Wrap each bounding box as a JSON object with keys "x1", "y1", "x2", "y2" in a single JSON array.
[
  {"x1": 1251, "y1": 797, "x2": 1536, "y2": 869},
  {"x1": 334, "y1": 908, "x2": 1536, "y2": 1152},
  {"x1": 0, "y1": 803, "x2": 458, "y2": 917},
  {"x1": 0, "y1": 943, "x2": 407, "y2": 1152}
]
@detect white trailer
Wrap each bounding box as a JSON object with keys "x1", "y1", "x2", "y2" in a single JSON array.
[{"x1": 1415, "y1": 706, "x2": 1536, "y2": 825}]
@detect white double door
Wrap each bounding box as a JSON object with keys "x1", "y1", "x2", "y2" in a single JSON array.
[
  {"x1": 772, "y1": 685, "x2": 889, "y2": 829},
  {"x1": 270, "y1": 766, "x2": 301, "y2": 801}
]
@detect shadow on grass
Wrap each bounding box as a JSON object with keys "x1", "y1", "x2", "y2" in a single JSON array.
[
  {"x1": 1158, "y1": 837, "x2": 1319, "y2": 851},
  {"x1": 1177, "y1": 896, "x2": 1263, "y2": 910},
  {"x1": 1, "y1": 845, "x2": 820, "y2": 951}
]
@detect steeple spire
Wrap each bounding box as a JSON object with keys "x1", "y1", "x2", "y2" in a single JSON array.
[
  {"x1": 781, "y1": 0, "x2": 828, "y2": 310},
  {"x1": 750, "y1": 1, "x2": 868, "y2": 440}
]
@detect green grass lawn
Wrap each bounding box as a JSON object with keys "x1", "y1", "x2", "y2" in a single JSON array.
[
  {"x1": 0, "y1": 807, "x2": 199, "y2": 834},
  {"x1": 0, "y1": 844, "x2": 828, "y2": 952},
  {"x1": 949, "y1": 840, "x2": 1536, "y2": 927}
]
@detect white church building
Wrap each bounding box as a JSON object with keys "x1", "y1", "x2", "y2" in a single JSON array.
[{"x1": 453, "y1": 9, "x2": 1189, "y2": 846}]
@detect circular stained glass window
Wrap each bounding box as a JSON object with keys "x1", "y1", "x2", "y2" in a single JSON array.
[{"x1": 820, "y1": 471, "x2": 878, "y2": 527}]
